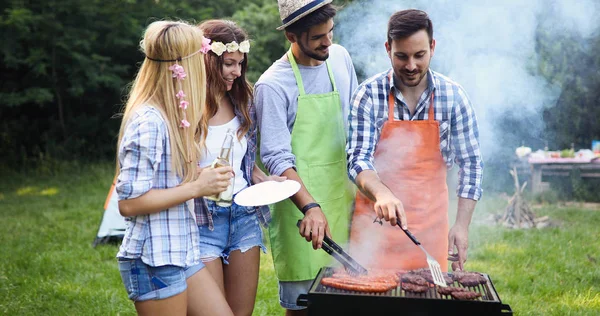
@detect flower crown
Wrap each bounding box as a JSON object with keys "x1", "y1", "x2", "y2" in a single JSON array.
[
  {"x1": 208, "y1": 39, "x2": 250, "y2": 56},
  {"x1": 145, "y1": 37, "x2": 212, "y2": 129}
]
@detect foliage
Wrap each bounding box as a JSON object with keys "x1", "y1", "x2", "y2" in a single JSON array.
[
  {"x1": 233, "y1": 0, "x2": 289, "y2": 83},
  {"x1": 544, "y1": 170, "x2": 600, "y2": 203},
  {"x1": 537, "y1": 30, "x2": 600, "y2": 151},
  {"x1": 0, "y1": 0, "x2": 262, "y2": 167}
]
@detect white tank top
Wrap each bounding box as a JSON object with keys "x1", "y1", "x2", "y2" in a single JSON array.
[{"x1": 199, "y1": 117, "x2": 248, "y2": 194}]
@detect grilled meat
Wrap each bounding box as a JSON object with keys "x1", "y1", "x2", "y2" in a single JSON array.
[
  {"x1": 321, "y1": 276, "x2": 396, "y2": 293},
  {"x1": 400, "y1": 273, "x2": 429, "y2": 286},
  {"x1": 401, "y1": 282, "x2": 429, "y2": 293},
  {"x1": 437, "y1": 286, "x2": 468, "y2": 296},
  {"x1": 414, "y1": 268, "x2": 454, "y2": 284},
  {"x1": 453, "y1": 271, "x2": 487, "y2": 287},
  {"x1": 451, "y1": 290, "x2": 483, "y2": 300},
  {"x1": 320, "y1": 269, "x2": 399, "y2": 293},
  {"x1": 437, "y1": 286, "x2": 482, "y2": 300}
]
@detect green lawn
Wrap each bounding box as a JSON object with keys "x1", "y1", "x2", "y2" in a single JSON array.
[{"x1": 0, "y1": 162, "x2": 599, "y2": 315}]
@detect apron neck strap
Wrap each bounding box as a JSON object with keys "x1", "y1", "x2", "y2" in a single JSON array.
[
  {"x1": 287, "y1": 49, "x2": 336, "y2": 96},
  {"x1": 387, "y1": 70, "x2": 435, "y2": 122}
]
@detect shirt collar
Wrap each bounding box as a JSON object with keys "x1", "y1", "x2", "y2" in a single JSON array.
[{"x1": 389, "y1": 68, "x2": 436, "y2": 98}]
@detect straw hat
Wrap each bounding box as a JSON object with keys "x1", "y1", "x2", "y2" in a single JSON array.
[{"x1": 277, "y1": 0, "x2": 333, "y2": 31}]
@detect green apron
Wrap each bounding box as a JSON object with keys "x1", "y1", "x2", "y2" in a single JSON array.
[{"x1": 268, "y1": 50, "x2": 355, "y2": 281}]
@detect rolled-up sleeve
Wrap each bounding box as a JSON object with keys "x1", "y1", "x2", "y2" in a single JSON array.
[
  {"x1": 116, "y1": 115, "x2": 164, "y2": 200},
  {"x1": 452, "y1": 87, "x2": 483, "y2": 200},
  {"x1": 254, "y1": 84, "x2": 296, "y2": 176},
  {"x1": 346, "y1": 84, "x2": 377, "y2": 183}
]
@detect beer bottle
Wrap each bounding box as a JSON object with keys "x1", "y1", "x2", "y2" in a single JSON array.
[{"x1": 206, "y1": 128, "x2": 235, "y2": 206}]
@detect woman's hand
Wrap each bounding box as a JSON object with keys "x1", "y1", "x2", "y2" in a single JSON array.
[{"x1": 193, "y1": 166, "x2": 233, "y2": 197}]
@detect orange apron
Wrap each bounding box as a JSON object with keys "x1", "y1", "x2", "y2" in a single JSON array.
[{"x1": 350, "y1": 70, "x2": 449, "y2": 272}]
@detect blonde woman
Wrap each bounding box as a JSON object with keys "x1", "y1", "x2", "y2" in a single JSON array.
[{"x1": 115, "y1": 20, "x2": 234, "y2": 316}]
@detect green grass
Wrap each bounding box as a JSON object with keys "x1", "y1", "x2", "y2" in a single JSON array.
[{"x1": 0, "y1": 162, "x2": 599, "y2": 315}]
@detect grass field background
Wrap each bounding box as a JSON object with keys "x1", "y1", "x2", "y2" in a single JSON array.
[{"x1": 0, "y1": 162, "x2": 598, "y2": 315}]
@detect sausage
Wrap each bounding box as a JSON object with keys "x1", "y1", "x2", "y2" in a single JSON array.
[
  {"x1": 320, "y1": 277, "x2": 396, "y2": 293},
  {"x1": 331, "y1": 270, "x2": 399, "y2": 286}
]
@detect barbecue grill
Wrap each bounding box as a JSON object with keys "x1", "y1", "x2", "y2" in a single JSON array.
[{"x1": 297, "y1": 267, "x2": 513, "y2": 315}]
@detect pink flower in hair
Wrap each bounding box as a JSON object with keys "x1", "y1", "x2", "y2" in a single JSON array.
[
  {"x1": 176, "y1": 90, "x2": 186, "y2": 99},
  {"x1": 201, "y1": 37, "x2": 212, "y2": 54},
  {"x1": 180, "y1": 119, "x2": 190, "y2": 128},
  {"x1": 179, "y1": 100, "x2": 189, "y2": 109},
  {"x1": 169, "y1": 64, "x2": 186, "y2": 80}
]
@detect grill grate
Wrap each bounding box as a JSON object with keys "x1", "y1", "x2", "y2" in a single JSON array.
[
  {"x1": 313, "y1": 267, "x2": 500, "y2": 302},
  {"x1": 299, "y1": 267, "x2": 512, "y2": 316}
]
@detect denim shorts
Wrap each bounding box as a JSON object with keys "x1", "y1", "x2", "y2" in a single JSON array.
[
  {"x1": 118, "y1": 258, "x2": 204, "y2": 302},
  {"x1": 279, "y1": 280, "x2": 313, "y2": 310},
  {"x1": 198, "y1": 200, "x2": 266, "y2": 264}
]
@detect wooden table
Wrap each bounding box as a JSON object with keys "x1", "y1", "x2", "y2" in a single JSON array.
[{"x1": 528, "y1": 157, "x2": 600, "y2": 193}]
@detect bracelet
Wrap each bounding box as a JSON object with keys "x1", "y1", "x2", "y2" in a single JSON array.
[{"x1": 301, "y1": 202, "x2": 321, "y2": 214}]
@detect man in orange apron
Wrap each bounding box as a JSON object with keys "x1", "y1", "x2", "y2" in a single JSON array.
[{"x1": 347, "y1": 9, "x2": 483, "y2": 272}]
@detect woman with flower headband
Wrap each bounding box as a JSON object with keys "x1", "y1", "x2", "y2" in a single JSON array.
[
  {"x1": 195, "y1": 19, "x2": 285, "y2": 316},
  {"x1": 115, "y1": 20, "x2": 234, "y2": 316}
]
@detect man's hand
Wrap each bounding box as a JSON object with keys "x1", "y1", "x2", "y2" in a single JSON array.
[
  {"x1": 374, "y1": 191, "x2": 407, "y2": 229},
  {"x1": 448, "y1": 223, "x2": 469, "y2": 271},
  {"x1": 355, "y1": 170, "x2": 407, "y2": 229},
  {"x1": 449, "y1": 198, "x2": 476, "y2": 271},
  {"x1": 298, "y1": 207, "x2": 330, "y2": 250},
  {"x1": 251, "y1": 164, "x2": 287, "y2": 184}
]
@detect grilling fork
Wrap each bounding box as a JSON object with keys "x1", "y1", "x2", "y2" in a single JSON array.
[
  {"x1": 397, "y1": 223, "x2": 447, "y2": 287},
  {"x1": 296, "y1": 220, "x2": 368, "y2": 276}
]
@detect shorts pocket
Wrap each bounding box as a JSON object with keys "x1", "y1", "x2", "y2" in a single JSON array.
[
  {"x1": 307, "y1": 159, "x2": 346, "y2": 203},
  {"x1": 118, "y1": 259, "x2": 139, "y2": 301},
  {"x1": 147, "y1": 265, "x2": 185, "y2": 292}
]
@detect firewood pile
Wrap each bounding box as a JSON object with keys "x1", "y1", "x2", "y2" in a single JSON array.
[{"x1": 498, "y1": 167, "x2": 552, "y2": 229}]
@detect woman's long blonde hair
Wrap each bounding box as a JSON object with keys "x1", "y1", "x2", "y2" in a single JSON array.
[{"x1": 117, "y1": 20, "x2": 207, "y2": 183}]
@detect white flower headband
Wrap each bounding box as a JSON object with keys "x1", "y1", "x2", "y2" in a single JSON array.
[{"x1": 208, "y1": 40, "x2": 250, "y2": 56}]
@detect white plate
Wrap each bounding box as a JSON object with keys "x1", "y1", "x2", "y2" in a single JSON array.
[{"x1": 234, "y1": 180, "x2": 301, "y2": 207}]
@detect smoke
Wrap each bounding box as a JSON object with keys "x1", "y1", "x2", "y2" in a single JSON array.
[{"x1": 337, "y1": 0, "x2": 600, "y2": 162}]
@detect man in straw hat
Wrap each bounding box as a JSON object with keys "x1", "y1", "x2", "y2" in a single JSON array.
[{"x1": 254, "y1": 0, "x2": 358, "y2": 314}]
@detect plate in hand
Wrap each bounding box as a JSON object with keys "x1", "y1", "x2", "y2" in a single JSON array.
[{"x1": 234, "y1": 180, "x2": 301, "y2": 207}]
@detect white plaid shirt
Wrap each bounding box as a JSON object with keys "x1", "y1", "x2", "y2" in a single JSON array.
[
  {"x1": 116, "y1": 106, "x2": 201, "y2": 267},
  {"x1": 346, "y1": 68, "x2": 483, "y2": 200}
]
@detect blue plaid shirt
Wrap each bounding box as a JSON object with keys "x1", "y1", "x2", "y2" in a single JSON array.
[
  {"x1": 116, "y1": 106, "x2": 201, "y2": 267},
  {"x1": 194, "y1": 100, "x2": 271, "y2": 230},
  {"x1": 346, "y1": 68, "x2": 483, "y2": 200}
]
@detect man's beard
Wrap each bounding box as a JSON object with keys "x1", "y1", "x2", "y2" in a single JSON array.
[
  {"x1": 298, "y1": 40, "x2": 329, "y2": 61},
  {"x1": 397, "y1": 68, "x2": 428, "y2": 87}
]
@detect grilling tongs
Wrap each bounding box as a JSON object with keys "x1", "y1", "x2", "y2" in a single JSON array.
[{"x1": 296, "y1": 220, "x2": 368, "y2": 275}]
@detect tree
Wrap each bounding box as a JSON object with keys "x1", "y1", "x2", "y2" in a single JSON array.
[
  {"x1": 233, "y1": 0, "x2": 288, "y2": 83},
  {"x1": 0, "y1": 0, "x2": 214, "y2": 165}
]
